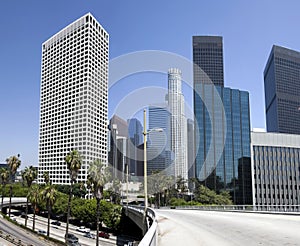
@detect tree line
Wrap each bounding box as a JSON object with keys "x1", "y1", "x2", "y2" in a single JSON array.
[{"x1": 0, "y1": 151, "x2": 121, "y2": 246}]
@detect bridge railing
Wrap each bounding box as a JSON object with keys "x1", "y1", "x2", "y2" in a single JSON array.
[
  {"x1": 168, "y1": 204, "x2": 300, "y2": 213},
  {"x1": 126, "y1": 206, "x2": 158, "y2": 246}
]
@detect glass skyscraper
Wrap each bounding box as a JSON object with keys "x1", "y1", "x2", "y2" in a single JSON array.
[
  {"x1": 264, "y1": 45, "x2": 300, "y2": 135},
  {"x1": 193, "y1": 36, "x2": 251, "y2": 204},
  {"x1": 194, "y1": 85, "x2": 251, "y2": 204},
  {"x1": 127, "y1": 118, "x2": 143, "y2": 176},
  {"x1": 148, "y1": 106, "x2": 171, "y2": 174}
]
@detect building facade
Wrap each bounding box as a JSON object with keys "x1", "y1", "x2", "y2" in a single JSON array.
[
  {"x1": 187, "y1": 119, "x2": 195, "y2": 190},
  {"x1": 108, "y1": 115, "x2": 128, "y2": 180},
  {"x1": 167, "y1": 68, "x2": 188, "y2": 180},
  {"x1": 264, "y1": 45, "x2": 300, "y2": 134},
  {"x1": 251, "y1": 131, "x2": 300, "y2": 210},
  {"x1": 127, "y1": 118, "x2": 143, "y2": 176},
  {"x1": 193, "y1": 36, "x2": 224, "y2": 87},
  {"x1": 38, "y1": 13, "x2": 109, "y2": 184},
  {"x1": 148, "y1": 106, "x2": 171, "y2": 175},
  {"x1": 194, "y1": 84, "x2": 251, "y2": 204}
]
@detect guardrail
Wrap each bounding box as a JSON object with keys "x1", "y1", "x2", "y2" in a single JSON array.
[
  {"x1": 167, "y1": 204, "x2": 300, "y2": 213},
  {"x1": 126, "y1": 206, "x2": 158, "y2": 246}
]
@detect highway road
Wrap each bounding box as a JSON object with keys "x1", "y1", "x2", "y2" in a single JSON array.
[
  {"x1": 156, "y1": 209, "x2": 300, "y2": 246},
  {"x1": 15, "y1": 214, "x2": 115, "y2": 246},
  {"x1": 0, "y1": 216, "x2": 55, "y2": 246}
]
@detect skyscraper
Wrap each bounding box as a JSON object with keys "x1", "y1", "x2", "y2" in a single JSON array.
[
  {"x1": 167, "y1": 68, "x2": 188, "y2": 180},
  {"x1": 194, "y1": 85, "x2": 251, "y2": 204},
  {"x1": 127, "y1": 118, "x2": 143, "y2": 176},
  {"x1": 193, "y1": 36, "x2": 224, "y2": 86},
  {"x1": 264, "y1": 45, "x2": 300, "y2": 134},
  {"x1": 148, "y1": 106, "x2": 171, "y2": 174},
  {"x1": 108, "y1": 115, "x2": 128, "y2": 180},
  {"x1": 38, "y1": 13, "x2": 109, "y2": 184},
  {"x1": 187, "y1": 119, "x2": 195, "y2": 190}
]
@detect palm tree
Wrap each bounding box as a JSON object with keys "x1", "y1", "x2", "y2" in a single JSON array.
[
  {"x1": 40, "y1": 185, "x2": 57, "y2": 237},
  {"x1": 87, "y1": 159, "x2": 110, "y2": 246},
  {"x1": 65, "y1": 149, "x2": 82, "y2": 243},
  {"x1": 6, "y1": 155, "x2": 21, "y2": 216},
  {"x1": 43, "y1": 171, "x2": 50, "y2": 185},
  {"x1": 22, "y1": 166, "x2": 37, "y2": 227},
  {"x1": 0, "y1": 168, "x2": 9, "y2": 209},
  {"x1": 28, "y1": 185, "x2": 40, "y2": 231}
]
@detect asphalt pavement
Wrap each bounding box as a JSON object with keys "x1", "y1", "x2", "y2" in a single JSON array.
[{"x1": 156, "y1": 209, "x2": 300, "y2": 246}]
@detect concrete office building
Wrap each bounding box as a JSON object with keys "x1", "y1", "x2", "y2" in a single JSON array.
[
  {"x1": 251, "y1": 131, "x2": 300, "y2": 211},
  {"x1": 167, "y1": 68, "x2": 188, "y2": 180},
  {"x1": 38, "y1": 13, "x2": 109, "y2": 184},
  {"x1": 264, "y1": 45, "x2": 300, "y2": 134}
]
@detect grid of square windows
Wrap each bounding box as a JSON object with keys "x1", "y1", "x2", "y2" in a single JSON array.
[{"x1": 38, "y1": 13, "x2": 108, "y2": 184}]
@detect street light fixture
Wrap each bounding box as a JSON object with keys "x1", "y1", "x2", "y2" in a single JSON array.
[{"x1": 143, "y1": 109, "x2": 163, "y2": 212}]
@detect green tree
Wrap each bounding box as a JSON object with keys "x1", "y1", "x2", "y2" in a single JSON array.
[
  {"x1": 87, "y1": 159, "x2": 110, "y2": 246},
  {"x1": 0, "y1": 168, "x2": 9, "y2": 208},
  {"x1": 6, "y1": 155, "x2": 21, "y2": 216},
  {"x1": 109, "y1": 179, "x2": 122, "y2": 204},
  {"x1": 22, "y1": 166, "x2": 37, "y2": 227},
  {"x1": 28, "y1": 184, "x2": 40, "y2": 231},
  {"x1": 65, "y1": 149, "x2": 82, "y2": 243},
  {"x1": 194, "y1": 185, "x2": 233, "y2": 205},
  {"x1": 40, "y1": 185, "x2": 58, "y2": 237},
  {"x1": 43, "y1": 171, "x2": 50, "y2": 185}
]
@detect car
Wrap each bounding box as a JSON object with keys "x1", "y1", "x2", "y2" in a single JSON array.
[
  {"x1": 67, "y1": 238, "x2": 81, "y2": 246},
  {"x1": 98, "y1": 231, "x2": 110, "y2": 239},
  {"x1": 20, "y1": 213, "x2": 28, "y2": 219},
  {"x1": 76, "y1": 226, "x2": 90, "y2": 233},
  {"x1": 65, "y1": 233, "x2": 79, "y2": 241},
  {"x1": 37, "y1": 229, "x2": 47, "y2": 236},
  {"x1": 51, "y1": 220, "x2": 61, "y2": 226},
  {"x1": 9, "y1": 215, "x2": 17, "y2": 221},
  {"x1": 83, "y1": 232, "x2": 95, "y2": 239}
]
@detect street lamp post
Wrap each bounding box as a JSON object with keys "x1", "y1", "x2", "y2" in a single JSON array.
[
  {"x1": 143, "y1": 109, "x2": 163, "y2": 213},
  {"x1": 143, "y1": 109, "x2": 148, "y2": 211}
]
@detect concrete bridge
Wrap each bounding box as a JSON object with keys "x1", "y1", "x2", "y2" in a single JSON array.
[
  {"x1": 125, "y1": 205, "x2": 300, "y2": 246},
  {"x1": 0, "y1": 197, "x2": 28, "y2": 213}
]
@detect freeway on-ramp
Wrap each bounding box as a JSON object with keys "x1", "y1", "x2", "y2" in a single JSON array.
[{"x1": 156, "y1": 209, "x2": 300, "y2": 246}]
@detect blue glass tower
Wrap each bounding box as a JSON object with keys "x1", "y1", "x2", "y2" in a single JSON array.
[
  {"x1": 127, "y1": 118, "x2": 143, "y2": 176},
  {"x1": 194, "y1": 84, "x2": 251, "y2": 204},
  {"x1": 148, "y1": 106, "x2": 172, "y2": 174}
]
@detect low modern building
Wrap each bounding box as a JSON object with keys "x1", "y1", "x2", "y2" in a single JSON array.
[{"x1": 251, "y1": 131, "x2": 300, "y2": 211}]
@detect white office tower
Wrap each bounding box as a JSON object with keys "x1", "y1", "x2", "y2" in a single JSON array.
[
  {"x1": 38, "y1": 13, "x2": 109, "y2": 184},
  {"x1": 167, "y1": 68, "x2": 188, "y2": 180}
]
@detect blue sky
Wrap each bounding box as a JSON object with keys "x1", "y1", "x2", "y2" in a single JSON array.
[{"x1": 1, "y1": 0, "x2": 300, "y2": 167}]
